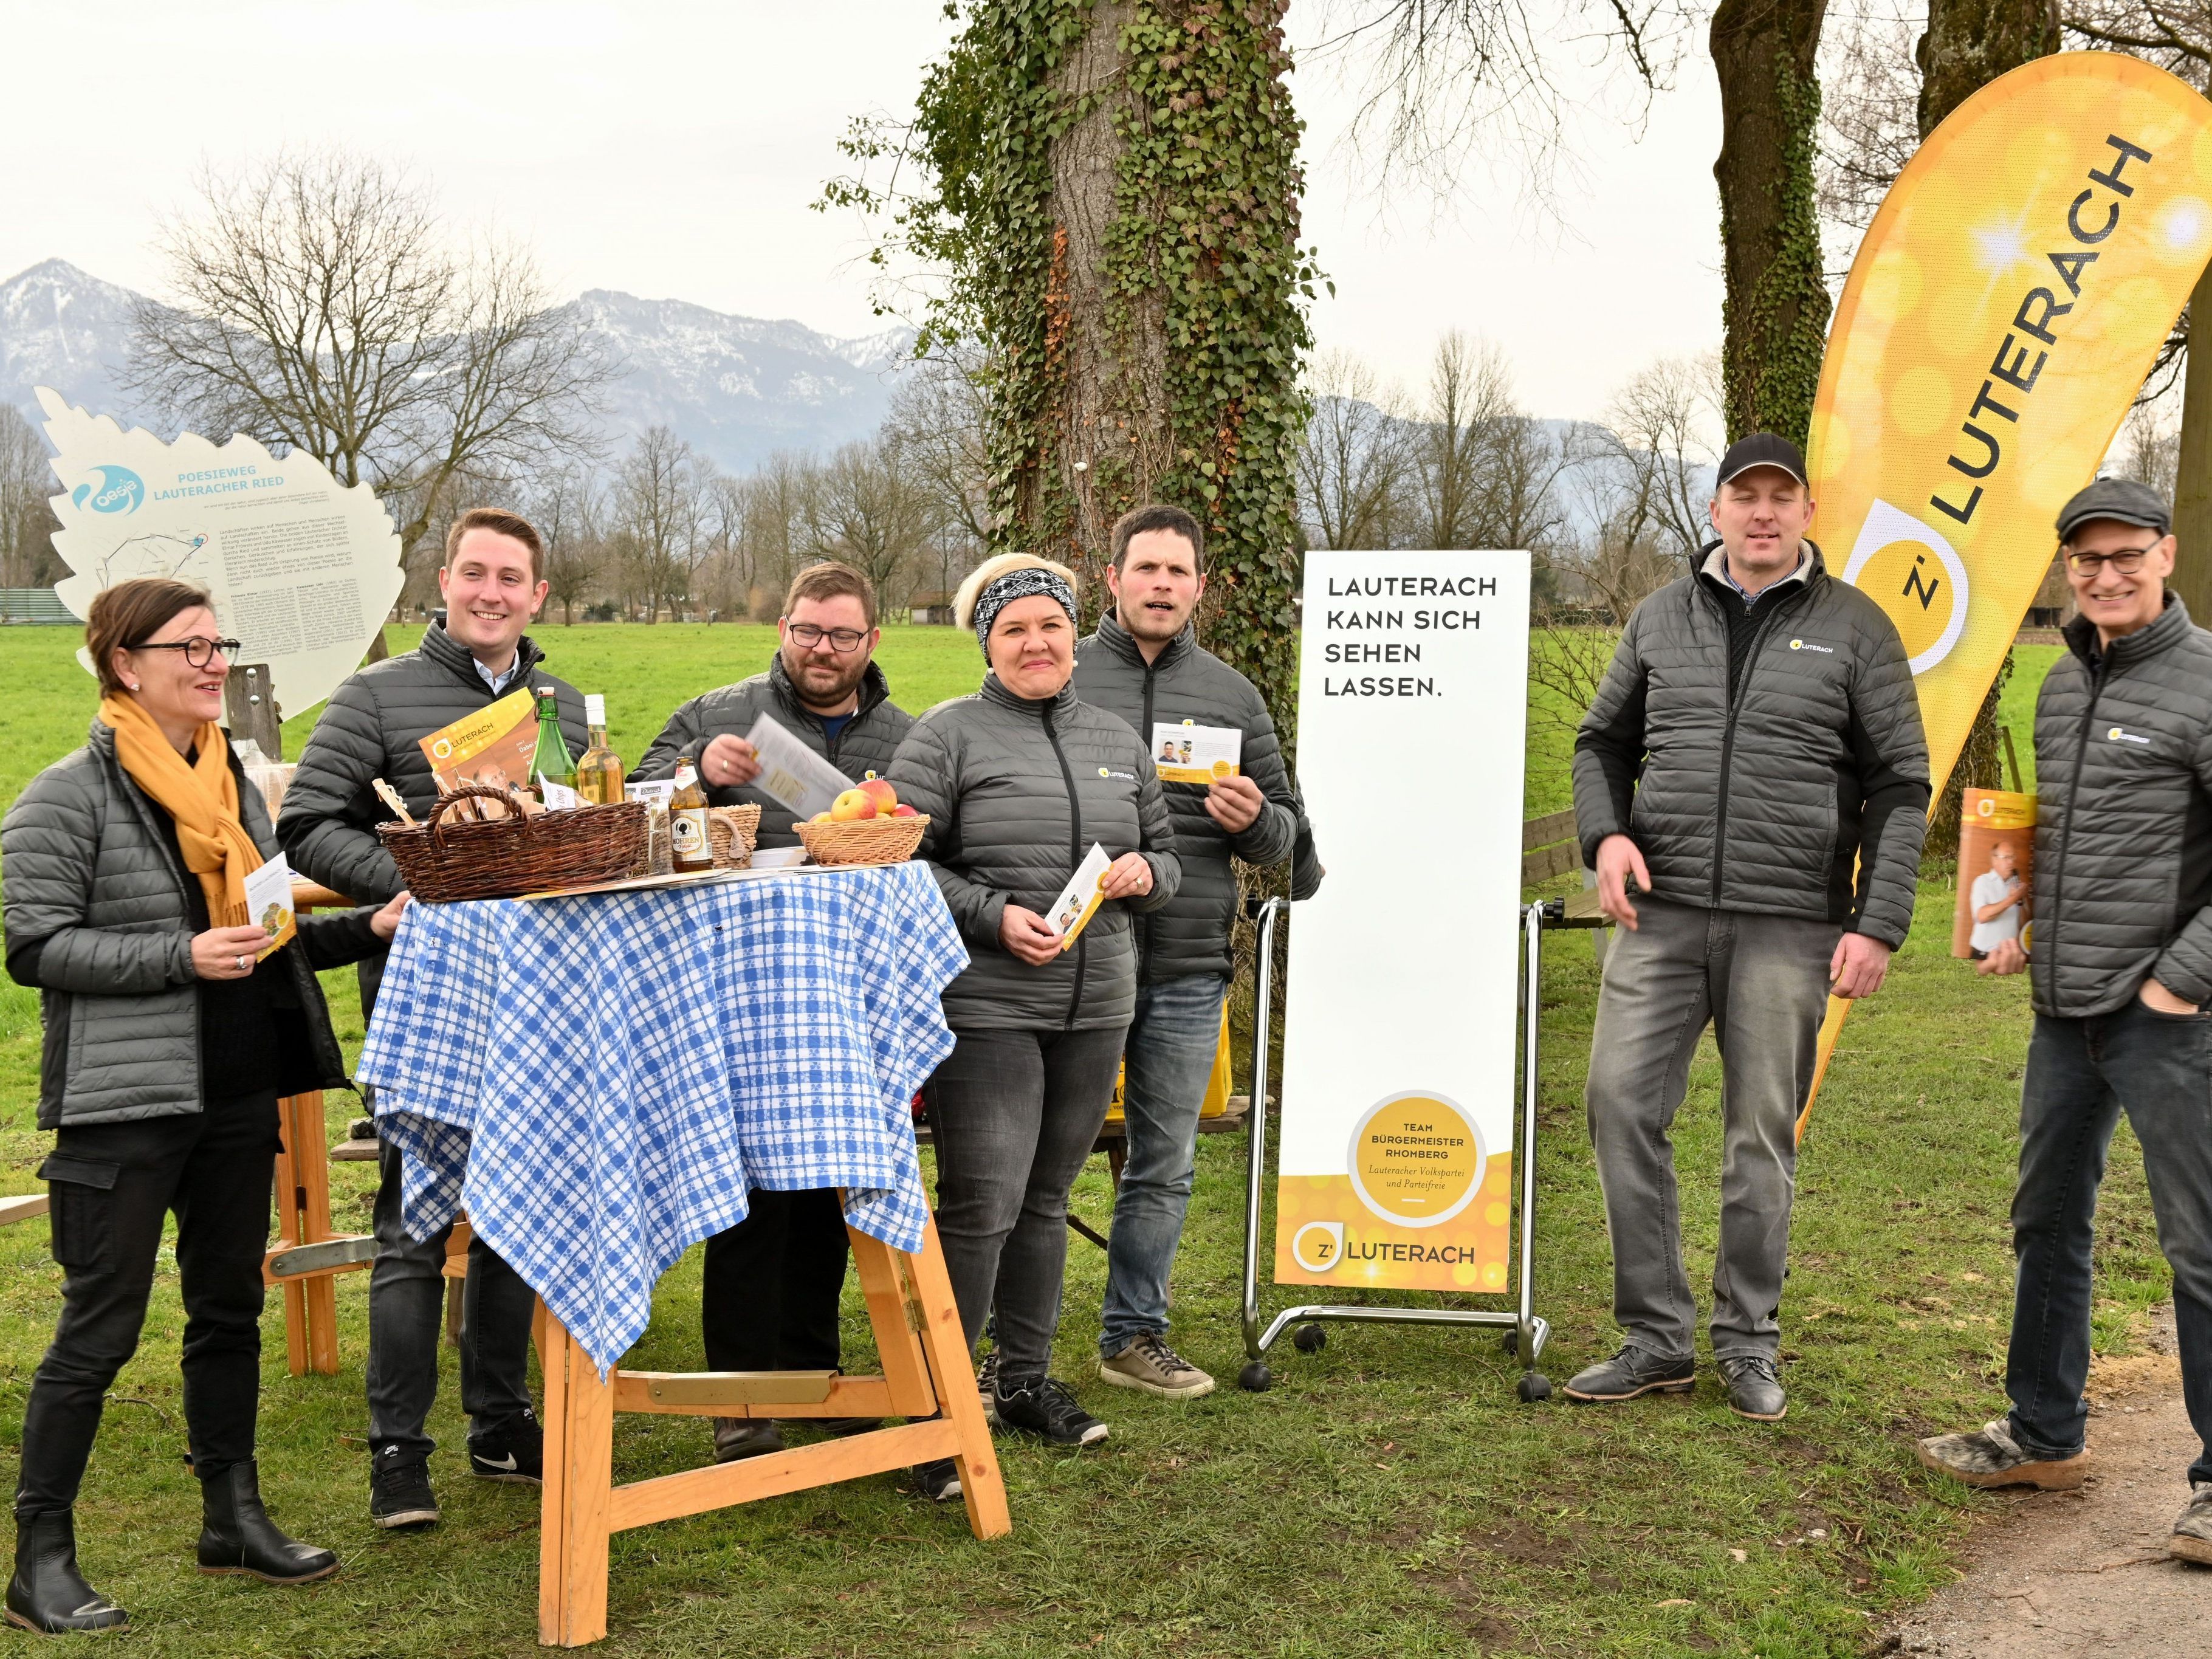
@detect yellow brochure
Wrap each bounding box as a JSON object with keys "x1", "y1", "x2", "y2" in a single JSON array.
[
  {"x1": 1149, "y1": 720, "x2": 1242, "y2": 785},
  {"x1": 242, "y1": 851, "x2": 298, "y2": 959},
  {"x1": 1045, "y1": 842, "x2": 1113, "y2": 952},
  {"x1": 419, "y1": 689, "x2": 538, "y2": 795}
]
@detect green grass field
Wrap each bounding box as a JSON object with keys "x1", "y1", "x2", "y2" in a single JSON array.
[{"x1": 0, "y1": 623, "x2": 2164, "y2": 1659}]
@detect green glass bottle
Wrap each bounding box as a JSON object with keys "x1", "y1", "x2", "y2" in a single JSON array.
[{"x1": 529, "y1": 687, "x2": 575, "y2": 799}]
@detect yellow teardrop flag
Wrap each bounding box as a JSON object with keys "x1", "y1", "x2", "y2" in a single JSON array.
[{"x1": 1801, "y1": 52, "x2": 2212, "y2": 1135}]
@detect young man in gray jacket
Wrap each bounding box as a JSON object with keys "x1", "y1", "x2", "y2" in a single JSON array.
[
  {"x1": 1568, "y1": 433, "x2": 1930, "y2": 1421},
  {"x1": 1071, "y1": 504, "x2": 1303, "y2": 1401},
  {"x1": 636, "y1": 562, "x2": 916, "y2": 1463},
  {"x1": 1918, "y1": 479, "x2": 2212, "y2": 1564},
  {"x1": 277, "y1": 509, "x2": 587, "y2": 1530}
]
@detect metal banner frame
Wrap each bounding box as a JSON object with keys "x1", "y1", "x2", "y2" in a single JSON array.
[{"x1": 1235, "y1": 896, "x2": 1554, "y2": 1401}]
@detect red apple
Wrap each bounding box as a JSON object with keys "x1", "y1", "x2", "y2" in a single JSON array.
[
  {"x1": 891, "y1": 803, "x2": 919, "y2": 817},
  {"x1": 857, "y1": 775, "x2": 898, "y2": 815}
]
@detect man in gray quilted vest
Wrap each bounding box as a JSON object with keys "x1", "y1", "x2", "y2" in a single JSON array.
[
  {"x1": 1918, "y1": 478, "x2": 2212, "y2": 1565},
  {"x1": 1567, "y1": 433, "x2": 1931, "y2": 1421}
]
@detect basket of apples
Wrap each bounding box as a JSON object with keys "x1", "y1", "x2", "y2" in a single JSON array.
[{"x1": 792, "y1": 774, "x2": 929, "y2": 865}]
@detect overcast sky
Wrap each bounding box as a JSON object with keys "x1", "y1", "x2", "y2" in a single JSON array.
[{"x1": 0, "y1": 1, "x2": 1727, "y2": 425}]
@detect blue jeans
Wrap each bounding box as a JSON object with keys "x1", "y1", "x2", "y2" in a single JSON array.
[
  {"x1": 2006, "y1": 1000, "x2": 2212, "y2": 1483},
  {"x1": 1100, "y1": 973, "x2": 1228, "y2": 1358}
]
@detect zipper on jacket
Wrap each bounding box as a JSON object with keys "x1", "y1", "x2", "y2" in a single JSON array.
[
  {"x1": 1139, "y1": 661, "x2": 1158, "y2": 970},
  {"x1": 1706, "y1": 583, "x2": 1804, "y2": 905},
  {"x1": 1042, "y1": 698, "x2": 1088, "y2": 1030},
  {"x1": 2042, "y1": 656, "x2": 2106, "y2": 1005}
]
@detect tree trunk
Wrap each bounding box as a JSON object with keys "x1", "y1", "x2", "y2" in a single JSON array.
[
  {"x1": 2172, "y1": 257, "x2": 2212, "y2": 620},
  {"x1": 1915, "y1": 0, "x2": 2056, "y2": 134},
  {"x1": 1711, "y1": 0, "x2": 1831, "y2": 445},
  {"x1": 1916, "y1": 0, "x2": 2055, "y2": 858}
]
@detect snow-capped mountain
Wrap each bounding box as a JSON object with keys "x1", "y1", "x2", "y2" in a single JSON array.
[{"x1": 0, "y1": 259, "x2": 916, "y2": 473}]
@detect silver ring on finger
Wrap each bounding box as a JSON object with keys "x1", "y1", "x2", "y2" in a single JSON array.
[{"x1": 235, "y1": 955, "x2": 247, "y2": 973}]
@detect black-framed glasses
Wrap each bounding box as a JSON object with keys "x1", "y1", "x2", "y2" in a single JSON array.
[
  {"x1": 786, "y1": 623, "x2": 868, "y2": 653},
  {"x1": 2064, "y1": 545, "x2": 2158, "y2": 575},
  {"x1": 128, "y1": 636, "x2": 240, "y2": 668}
]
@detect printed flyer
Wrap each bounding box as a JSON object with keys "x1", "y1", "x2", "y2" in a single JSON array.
[
  {"x1": 1953, "y1": 788, "x2": 2036, "y2": 960},
  {"x1": 1275, "y1": 549, "x2": 1530, "y2": 1294}
]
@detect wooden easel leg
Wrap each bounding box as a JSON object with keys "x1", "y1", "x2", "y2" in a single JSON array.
[
  {"x1": 272, "y1": 1102, "x2": 308, "y2": 1377},
  {"x1": 538, "y1": 1311, "x2": 613, "y2": 1647},
  {"x1": 899, "y1": 1213, "x2": 1009, "y2": 1540},
  {"x1": 847, "y1": 1223, "x2": 937, "y2": 1418},
  {"x1": 290, "y1": 1093, "x2": 340, "y2": 1376}
]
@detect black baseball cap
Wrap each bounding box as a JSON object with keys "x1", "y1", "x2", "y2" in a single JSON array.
[
  {"x1": 1716, "y1": 432, "x2": 1809, "y2": 488},
  {"x1": 2056, "y1": 476, "x2": 2171, "y2": 543}
]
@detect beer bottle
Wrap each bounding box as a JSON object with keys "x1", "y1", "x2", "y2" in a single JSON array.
[
  {"x1": 670, "y1": 757, "x2": 712, "y2": 872},
  {"x1": 530, "y1": 687, "x2": 576, "y2": 799},
  {"x1": 575, "y1": 694, "x2": 625, "y2": 805}
]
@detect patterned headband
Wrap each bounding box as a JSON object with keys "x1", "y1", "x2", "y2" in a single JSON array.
[{"x1": 972, "y1": 565, "x2": 1078, "y2": 652}]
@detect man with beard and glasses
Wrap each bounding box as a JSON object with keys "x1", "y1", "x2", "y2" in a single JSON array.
[{"x1": 636, "y1": 561, "x2": 915, "y2": 1465}]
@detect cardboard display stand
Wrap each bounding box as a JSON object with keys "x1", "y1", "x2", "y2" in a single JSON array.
[{"x1": 535, "y1": 1209, "x2": 1007, "y2": 1647}]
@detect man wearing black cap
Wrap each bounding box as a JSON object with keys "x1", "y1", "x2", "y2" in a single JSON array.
[
  {"x1": 1918, "y1": 478, "x2": 2212, "y2": 1564},
  {"x1": 1567, "y1": 432, "x2": 1931, "y2": 1421}
]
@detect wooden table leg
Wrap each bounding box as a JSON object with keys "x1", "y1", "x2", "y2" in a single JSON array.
[
  {"x1": 538, "y1": 1310, "x2": 614, "y2": 1648},
  {"x1": 899, "y1": 1213, "x2": 1010, "y2": 1540}
]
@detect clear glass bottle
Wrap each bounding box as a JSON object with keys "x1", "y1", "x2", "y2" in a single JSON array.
[
  {"x1": 575, "y1": 693, "x2": 625, "y2": 805},
  {"x1": 529, "y1": 687, "x2": 575, "y2": 799},
  {"x1": 669, "y1": 758, "x2": 712, "y2": 872}
]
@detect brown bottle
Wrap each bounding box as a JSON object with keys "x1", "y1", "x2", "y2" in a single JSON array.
[{"x1": 670, "y1": 758, "x2": 712, "y2": 873}]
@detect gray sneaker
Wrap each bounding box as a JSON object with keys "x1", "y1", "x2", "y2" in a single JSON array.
[
  {"x1": 712, "y1": 1419, "x2": 784, "y2": 1463},
  {"x1": 1563, "y1": 1345, "x2": 1695, "y2": 1403},
  {"x1": 1719, "y1": 1354, "x2": 1787, "y2": 1421},
  {"x1": 1915, "y1": 1418, "x2": 2090, "y2": 1489},
  {"x1": 977, "y1": 1352, "x2": 1000, "y2": 1426},
  {"x1": 1100, "y1": 1333, "x2": 1216, "y2": 1400},
  {"x1": 2171, "y1": 1481, "x2": 2212, "y2": 1564}
]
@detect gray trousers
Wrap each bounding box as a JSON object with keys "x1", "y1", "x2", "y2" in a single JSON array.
[{"x1": 1584, "y1": 895, "x2": 1839, "y2": 1361}]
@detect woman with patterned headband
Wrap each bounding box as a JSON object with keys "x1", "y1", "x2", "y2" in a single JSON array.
[{"x1": 888, "y1": 553, "x2": 1180, "y2": 1500}]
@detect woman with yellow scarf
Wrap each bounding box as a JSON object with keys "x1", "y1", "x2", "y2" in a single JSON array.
[{"x1": 1, "y1": 579, "x2": 407, "y2": 1635}]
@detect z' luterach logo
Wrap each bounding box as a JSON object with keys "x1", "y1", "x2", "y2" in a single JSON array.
[{"x1": 2107, "y1": 726, "x2": 2152, "y2": 746}]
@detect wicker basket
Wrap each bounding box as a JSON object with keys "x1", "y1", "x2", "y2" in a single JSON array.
[
  {"x1": 706, "y1": 803, "x2": 762, "y2": 868},
  {"x1": 792, "y1": 813, "x2": 929, "y2": 866},
  {"x1": 380, "y1": 785, "x2": 650, "y2": 902}
]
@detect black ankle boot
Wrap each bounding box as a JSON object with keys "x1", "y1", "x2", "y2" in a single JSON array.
[
  {"x1": 195, "y1": 1461, "x2": 337, "y2": 1586},
  {"x1": 5, "y1": 1509, "x2": 128, "y2": 1633}
]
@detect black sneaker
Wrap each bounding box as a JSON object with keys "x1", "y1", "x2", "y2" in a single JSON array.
[
  {"x1": 912, "y1": 1457, "x2": 964, "y2": 1503},
  {"x1": 469, "y1": 1409, "x2": 543, "y2": 1483},
  {"x1": 1562, "y1": 1345, "x2": 1696, "y2": 1403},
  {"x1": 369, "y1": 1444, "x2": 439, "y2": 1530},
  {"x1": 1718, "y1": 1354, "x2": 1788, "y2": 1421},
  {"x1": 994, "y1": 1374, "x2": 1108, "y2": 1448}
]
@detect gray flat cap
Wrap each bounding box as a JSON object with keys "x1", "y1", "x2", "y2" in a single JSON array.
[{"x1": 2057, "y1": 476, "x2": 2171, "y2": 543}]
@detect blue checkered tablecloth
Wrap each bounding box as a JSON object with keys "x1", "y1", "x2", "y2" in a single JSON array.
[{"x1": 357, "y1": 862, "x2": 967, "y2": 1372}]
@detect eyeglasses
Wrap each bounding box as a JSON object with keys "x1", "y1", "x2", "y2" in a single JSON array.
[
  {"x1": 2064, "y1": 545, "x2": 2158, "y2": 575},
  {"x1": 128, "y1": 636, "x2": 241, "y2": 668},
  {"x1": 786, "y1": 623, "x2": 868, "y2": 653}
]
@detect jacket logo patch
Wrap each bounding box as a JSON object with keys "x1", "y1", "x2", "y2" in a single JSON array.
[
  {"x1": 2107, "y1": 726, "x2": 2153, "y2": 746},
  {"x1": 1101, "y1": 768, "x2": 1136, "y2": 780},
  {"x1": 1787, "y1": 637, "x2": 1835, "y2": 654}
]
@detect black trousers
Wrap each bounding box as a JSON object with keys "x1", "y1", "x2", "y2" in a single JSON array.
[
  {"x1": 925, "y1": 1026, "x2": 1127, "y2": 1378},
  {"x1": 16, "y1": 1091, "x2": 280, "y2": 1515},
  {"x1": 699, "y1": 1188, "x2": 850, "y2": 1373}
]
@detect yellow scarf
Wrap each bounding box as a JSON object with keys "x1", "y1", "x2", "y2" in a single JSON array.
[{"x1": 100, "y1": 695, "x2": 262, "y2": 927}]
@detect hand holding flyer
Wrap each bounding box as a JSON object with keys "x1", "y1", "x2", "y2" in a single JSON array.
[
  {"x1": 1149, "y1": 721, "x2": 1242, "y2": 785},
  {"x1": 743, "y1": 713, "x2": 854, "y2": 820},
  {"x1": 1043, "y1": 843, "x2": 1113, "y2": 953},
  {"x1": 242, "y1": 852, "x2": 298, "y2": 961}
]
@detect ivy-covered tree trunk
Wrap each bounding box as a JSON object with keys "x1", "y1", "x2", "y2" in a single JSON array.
[
  {"x1": 1917, "y1": 0, "x2": 2053, "y2": 863},
  {"x1": 910, "y1": 0, "x2": 1313, "y2": 733},
  {"x1": 2174, "y1": 263, "x2": 2212, "y2": 623},
  {"x1": 1711, "y1": 0, "x2": 1830, "y2": 445}
]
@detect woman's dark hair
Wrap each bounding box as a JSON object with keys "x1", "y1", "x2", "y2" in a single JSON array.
[{"x1": 85, "y1": 578, "x2": 218, "y2": 697}]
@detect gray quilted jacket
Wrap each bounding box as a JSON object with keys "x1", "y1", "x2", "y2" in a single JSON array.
[
  {"x1": 635, "y1": 655, "x2": 913, "y2": 847},
  {"x1": 1572, "y1": 544, "x2": 1932, "y2": 947},
  {"x1": 1072, "y1": 612, "x2": 1299, "y2": 981},
  {"x1": 887, "y1": 675, "x2": 1180, "y2": 1032},
  {"x1": 2030, "y1": 596, "x2": 2212, "y2": 1017},
  {"x1": 2, "y1": 721, "x2": 385, "y2": 1128}
]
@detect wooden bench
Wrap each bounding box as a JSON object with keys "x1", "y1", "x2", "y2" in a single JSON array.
[{"x1": 1522, "y1": 808, "x2": 1608, "y2": 929}]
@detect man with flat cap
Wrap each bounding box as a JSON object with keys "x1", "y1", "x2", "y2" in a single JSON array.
[
  {"x1": 1919, "y1": 478, "x2": 2212, "y2": 1564},
  {"x1": 1568, "y1": 432, "x2": 1931, "y2": 1421}
]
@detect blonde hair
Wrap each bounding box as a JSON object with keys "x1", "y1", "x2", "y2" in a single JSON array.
[{"x1": 954, "y1": 552, "x2": 1079, "y2": 633}]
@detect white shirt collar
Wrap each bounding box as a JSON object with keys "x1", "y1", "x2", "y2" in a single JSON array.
[{"x1": 472, "y1": 648, "x2": 521, "y2": 695}]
